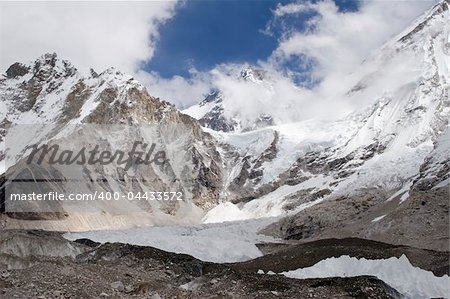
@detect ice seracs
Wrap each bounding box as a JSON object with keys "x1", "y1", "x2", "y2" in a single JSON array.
[{"x1": 281, "y1": 255, "x2": 450, "y2": 299}]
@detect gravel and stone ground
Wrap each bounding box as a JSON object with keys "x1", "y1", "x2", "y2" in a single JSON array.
[{"x1": 0, "y1": 230, "x2": 408, "y2": 299}]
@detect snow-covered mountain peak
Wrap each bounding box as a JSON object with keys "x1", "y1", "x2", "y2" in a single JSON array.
[
  {"x1": 4, "y1": 53, "x2": 78, "y2": 82},
  {"x1": 1, "y1": 0, "x2": 449, "y2": 234},
  {"x1": 240, "y1": 66, "x2": 266, "y2": 83},
  {"x1": 199, "y1": 90, "x2": 223, "y2": 106},
  {"x1": 0, "y1": 53, "x2": 173, "y2": 127},
  {"x1": 183, "y1": 65, "x2": 276, "y2": 132}
]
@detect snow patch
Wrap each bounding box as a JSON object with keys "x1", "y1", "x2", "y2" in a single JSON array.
[
  {"x1": 371, "y1": 215, "x2": 386, "y2": 222},
  {"x1": 202, "y1": 202, "x2": 251, "y2": 223},
  {"x1": 281, "y1": 255, "x2": 450, "y2": 299}
]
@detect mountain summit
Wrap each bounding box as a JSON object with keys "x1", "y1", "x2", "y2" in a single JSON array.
[{"x1": 183, "y1": 65, "x2": 274, "y2": 132}]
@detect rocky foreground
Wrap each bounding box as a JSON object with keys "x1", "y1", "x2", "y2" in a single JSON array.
[{"x1": 1, "y1": 230, "x2": 448, "y2": 299}]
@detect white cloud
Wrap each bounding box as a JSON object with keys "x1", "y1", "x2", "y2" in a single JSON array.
[
  {"x1": 135, "y1": 69, "x2": 212, "y2": 109},
  {"x1": 0, "y1": 0, "x2": 212, "y2": 108},
  {"x1": 208, "y1": 63, "x2": 312, "y2": 124},
  {"x1": 273, "y1": 2, "x2": 312, "y2": 17},
  {"x1": 187, "y1": 0, "x2": 439, "y2": 124},
  {"x1": 0, "y1": 0, "x2": 438, "y2": 117},
  {"x1": 156, "y1": 0, "x2": 437, "y2": 124},
  {"x1": 199, "y1": 0, "x2": 438, "y2": 125},
  {"x1": 0, "y1": 1, "x2": 178, "y2": 74},
  {"x1": 270, "y1": 0, "x2": 437, "y2": 92}
]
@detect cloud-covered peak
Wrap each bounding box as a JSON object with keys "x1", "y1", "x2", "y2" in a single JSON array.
[{"x1": 240, "y1": 66, "x2": 266, "y2": 83}]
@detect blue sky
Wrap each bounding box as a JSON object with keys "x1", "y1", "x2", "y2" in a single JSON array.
[{"x1": 145, "y1": 0, "x2": 360, "y2": 79}]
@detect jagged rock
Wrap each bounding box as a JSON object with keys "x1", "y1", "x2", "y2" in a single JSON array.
[{"x1": 5, "y1": 63, "x2": 30, "y2": 79}]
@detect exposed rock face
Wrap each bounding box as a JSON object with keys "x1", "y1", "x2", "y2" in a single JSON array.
[
  {"x1": 0, "y1": 230, "x2": 88, "y2": 259},
  {"x1": 5, "y1": 63, "x2": 30, "y2": 79},
  {"x1": 412, "y1": 128, "x2": 450, "y2": 191},
  {"x1": 0, "y1": 53, "x2": 224, "y2": 230},
  {"x1": 192, "y1": 91, "x2": 237, "y2": 132},
  {"x1": 263, "y1": 186, "x2": 449, "y2": 252}
]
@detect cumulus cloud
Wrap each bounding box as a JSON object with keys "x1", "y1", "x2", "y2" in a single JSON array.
[
  {"x1": 208, "y1": 63, "x2": 308, "y2": 124},
  {"x1": 135, "y1": 69, "x2": 212, "y2": 108},
  {"x1": 0, "y1": 0, "x2": 213, "y2": 108},
  {"x1": 198, "y1": 0, "x2": 438, "y2": 124},
  {"x1": 270, "y1": 0, "x2": 437, "y2": 92},
  {"x1": 0, "y1": 1, "x2": 178, "y2": 74},
  {"x1": 144, "y1": 0, "x2": 436, "y2": 118}
]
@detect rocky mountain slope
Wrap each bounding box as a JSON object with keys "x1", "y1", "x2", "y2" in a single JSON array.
[{"x1": 0, "y1": 53, "x2": 224, "y2": 230}]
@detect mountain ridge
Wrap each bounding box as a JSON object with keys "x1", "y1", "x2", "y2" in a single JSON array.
[{"x1": 0, "y1": 1, "x2": 448, "y2": 248}]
